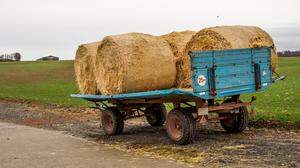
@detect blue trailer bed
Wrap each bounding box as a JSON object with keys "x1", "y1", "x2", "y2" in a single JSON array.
[{"x1": 71, "y1": 89, "x2": 199, "y2": 101}]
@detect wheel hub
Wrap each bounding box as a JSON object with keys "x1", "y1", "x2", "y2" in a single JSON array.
[
  {"x1": 167, "y1": 116, "x2": 183, "y2": 140},
  {"x1": 102, "y1": 113, "x2": 113, "y2": 132}
]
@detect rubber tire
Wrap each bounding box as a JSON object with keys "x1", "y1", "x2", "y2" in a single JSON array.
[
  {"x1": 101, "y1": 107, "x2": 124, "y2": 135},
  {"x1": 220, "y1": 99, "x2": 249, "y2": 133},
  {"x1": 145, "y1": 104, "x2": 166, "y2": 127},
  {"x1": 166, "y1": 109, "x2": 195, "y2": 145}
]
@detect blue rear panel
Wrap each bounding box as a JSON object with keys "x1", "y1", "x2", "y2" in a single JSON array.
[{"x1": 190, "y1": 47, "x2": 272, "y2": 99}]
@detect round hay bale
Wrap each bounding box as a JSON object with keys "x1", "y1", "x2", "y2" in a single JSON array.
[
  {"x1": 181, "y1": 26, "x2": 278, "y2": 87},
  {"x1": 160, "y1": 30, "x2": 196, "y2": 87},
  {"x1": 74, "y1": 41, "x2": 101, "y2": 94},
  {"x1": 94, "y1": 33, "x2": 176, "y2": 95}
]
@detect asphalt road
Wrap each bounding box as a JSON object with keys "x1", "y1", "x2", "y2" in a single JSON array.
[{"x1": 0, "y1": 122, "x2": 189, "y2": 168}]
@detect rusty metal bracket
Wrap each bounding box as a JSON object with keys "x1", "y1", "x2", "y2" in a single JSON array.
[{"x1": 208, "y1": 102, "x2": 251, "y2": 113}]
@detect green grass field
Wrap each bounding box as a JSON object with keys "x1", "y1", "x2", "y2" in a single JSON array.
[
  {"x1": 0, "y1": 58, "x2": 299, "y2": 123},
  {"x1": 0, "y1": 61, "x2": 88, "y2": 106},
  {"x1": 243, "y1": 57, "x2": 300, "y2": 123}
]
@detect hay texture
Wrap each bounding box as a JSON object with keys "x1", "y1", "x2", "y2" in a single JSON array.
[
  {"x1": 94, "y1": 33, "x2": 176, "y2": 95},
  {"x1": 160, "y1": 30, "x2": 196, "y2": 87},
  {"x1": 181, "y1": 26, "x2": 278, "y2": 87},
  {"x1": 74, "y1": 41, "x2": 101, "y2": 94}
]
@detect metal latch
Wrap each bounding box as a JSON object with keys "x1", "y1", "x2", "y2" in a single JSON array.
[
  {"x1": 254, "y1": 63, "x2": 261, "y2": 90},
  {"x1": 209, "y1": 66, "x2": 217, "y2": 96}
]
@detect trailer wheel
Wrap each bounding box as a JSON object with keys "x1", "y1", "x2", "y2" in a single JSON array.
[
  {"x1": 220, "y1": 99, "x2": 249, "y2": 133},
  {"x1": 101, "y1": 107, "x2": 124, "y2": 135},
  {"x1": 145, "y1": 104, "x2": 166, "y2": 127},
  {"x1": 166, "y1": 109, "x2": 195, "y2": 145}
]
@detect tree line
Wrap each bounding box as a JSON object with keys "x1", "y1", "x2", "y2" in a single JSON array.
[
  {"x1": 0, "y1": 53, "x2": 21, "y2": 61},
  {"x1": 277, "y1": 50, "x2": 300, "y2": 57}
]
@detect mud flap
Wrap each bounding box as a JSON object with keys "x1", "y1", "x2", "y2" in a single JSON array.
[
  {"x1": 198, "y1": 107, "x2": 208, "y2": 125},
  {"x1": 249, "y1": 96, "x2": 257, "y2": 118}
]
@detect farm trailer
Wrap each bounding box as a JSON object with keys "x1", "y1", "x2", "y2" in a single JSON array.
[{"x1": 71, "y1": 47, "x2": 285, "y2": 145}]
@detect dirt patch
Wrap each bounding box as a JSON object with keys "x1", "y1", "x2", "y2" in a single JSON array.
[
  {"x1": 0, "y1": 100, "x2": 299, "y2": 167},
  {"x1": 249, "y1": 119, "x2": 300, "y2": 130}
]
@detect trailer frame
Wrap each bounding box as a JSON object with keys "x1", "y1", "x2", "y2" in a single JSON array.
[{"x1": 71, "y1": 47, "x2": 285, "y2": 145}]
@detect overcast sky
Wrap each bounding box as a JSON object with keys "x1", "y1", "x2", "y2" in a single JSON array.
[{"x1": 0, "y1": 0, "x2": 299, "y2": 60}]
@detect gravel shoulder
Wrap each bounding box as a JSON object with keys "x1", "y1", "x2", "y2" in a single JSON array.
[{"x1": 0, "y1": 100, "x2": 299, "y2": 167}]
